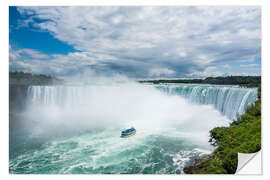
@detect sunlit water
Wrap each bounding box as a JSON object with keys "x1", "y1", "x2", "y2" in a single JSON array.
[{"x1": 9, "y1": 83, "x2": 257, "y2": 174}]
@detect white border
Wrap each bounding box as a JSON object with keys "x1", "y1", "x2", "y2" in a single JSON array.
[{"x1": 1, "y1": 0, "x2": 270, "y2": 180}]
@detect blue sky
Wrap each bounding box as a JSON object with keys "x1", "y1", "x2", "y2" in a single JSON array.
[{"x1": 9, "y1": 6, "x2": 261, "y2": 78}]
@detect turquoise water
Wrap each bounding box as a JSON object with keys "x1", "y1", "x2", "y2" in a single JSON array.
[
  {"x1": 10, "y1": 128, "x2": 208, "y2": 174},
  {"x1": 9, "y1": 84, "x2": 257, "y2": 174}
]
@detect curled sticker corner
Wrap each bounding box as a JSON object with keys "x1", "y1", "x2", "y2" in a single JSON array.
[{"x1": 236, "y1": 150, "x2": 262, "y2": 174}]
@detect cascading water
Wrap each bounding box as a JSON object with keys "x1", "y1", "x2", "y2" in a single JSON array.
[
  {"x1": 9, "y1": 83, "x2": 257, "y2": 174},
  {"x1": 155, "y1": 84, "x2": 258, "y2": 120}
]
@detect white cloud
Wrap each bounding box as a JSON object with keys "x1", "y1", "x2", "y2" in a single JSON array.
[
  {"x1": 194, "y1": 55, "x2": 214, "y2": 65},
  {"x1": 224, "y1": 72, "x2": 260, "y2": 76},
  {"x1": 238, "y1": 29, "x2": 261, "y2": 39},
  {"x1": 186, "y1": 66, "x2": 224, "y2": 78},
  {"x1": 149, "y1": 68, "x2": 175, "y2": 76},
  {"x1": 240, "y1": 64, "x2": 259, "y2": 68},
  {"x1": 20, "y1": 49, "x2": 49, "y2": 59},
  {"x1": 179, "y1": 52, "x2": 187, "y2": 57},
  {"x1": 9, "y1": 48, "x2": 101, "y2": 75},
  {"x1": 239, "y1": 63, "x2": 260, "y2": 71},
  {"x1": 11, "y1": 6, "x2": 261, "y2": 78},
  {"x1": 222, "y1": 64, "x2": 230, "y2": 68},
  {"x1": 9, "y1": 47, "x2": 49, "y2": 60}
]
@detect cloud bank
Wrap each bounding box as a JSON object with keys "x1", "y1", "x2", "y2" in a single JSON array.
[{"x1": 10, "y1": 6, "x2": 261, "y2": 78}]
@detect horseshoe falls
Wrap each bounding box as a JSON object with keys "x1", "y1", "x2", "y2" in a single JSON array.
[
  {"x1": 9, "y1": 83, "x2": 257, "y2": 174},
  {"x1": 25, "y1": 84, "x2": 257, "y2": 121},
  {"x1": 155, "y1": 84, "x2": 258, "y2": 120}
]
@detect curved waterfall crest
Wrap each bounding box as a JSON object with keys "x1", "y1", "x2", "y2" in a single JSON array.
[
  {"x1": 26, "y1": 84, "x2": 258, "y2": 121},
  {"x1": 155, "y1": 85, "x2": 258, "y2": 120}
]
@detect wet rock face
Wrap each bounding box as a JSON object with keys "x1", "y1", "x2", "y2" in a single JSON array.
[
  {"x1": 183, "y1": 154, "x2": 213, "y2": 174},
  {"x1": 9, "y1": 85, "x2": 29, "y2": 112}
]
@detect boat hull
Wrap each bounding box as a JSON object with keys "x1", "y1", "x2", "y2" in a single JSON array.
[{"x1": 120, "y1": 131, "x2": 136, "y2": 138}]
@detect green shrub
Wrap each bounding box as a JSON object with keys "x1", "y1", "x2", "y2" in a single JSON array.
[{"x1": 190, "y1": 87, "x2": 261, "y2": 174}]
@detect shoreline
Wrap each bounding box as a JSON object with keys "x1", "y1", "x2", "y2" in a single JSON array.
[
  {"x1": 183, "y1": 154, "x2": 213, "y2": 174},
  {"x1": 183, "y1": 89, "x2": 261, "y2": 174}
]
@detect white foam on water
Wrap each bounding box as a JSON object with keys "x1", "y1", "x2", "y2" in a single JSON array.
[{"x1": 11, "y1": 81, "x2": 257, "y2": 174}]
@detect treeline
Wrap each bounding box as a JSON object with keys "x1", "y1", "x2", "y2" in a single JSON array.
[
  {"x1": 9, "y1": 71, "x2": 64, "y2": 85},
  {"x1": 184, "y1": 86, "x2": 261, "y2": 174},
  {"x1": 139, "y1": 76, "x2": 261, "y2": 87}
]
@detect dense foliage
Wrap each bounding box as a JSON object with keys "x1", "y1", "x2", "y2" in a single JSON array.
[
  {"x1": 9, "y1": 71, "x2": 64, "y2": 85},
  {"x1": 139, "y1": 76, "x2": 261, "y2": 87},
  {"x1": 184, "y1": 87, "x2": 261, "y2": 174},
  {"x1": 204, "y1": 76, "x2": 261, "y2": 87},
  {"x1": 140, "y1": 78, "x2": 204, "y2": 84}
]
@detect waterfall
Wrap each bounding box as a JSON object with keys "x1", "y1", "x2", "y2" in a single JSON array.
[
  {"x1": 155, "y1": 85, "x2": 258, "y2": 120},
  {"x1": 11, "y1": 84, "x2": 249, "y2": 174},
  {"x1": 25, "y1": 84, "x2": 257, "y2": 121}
]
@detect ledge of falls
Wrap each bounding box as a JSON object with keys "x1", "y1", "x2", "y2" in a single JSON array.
[
  {"x1": 10, "y1": 84, "x2": 258, "y2": 121},
  {"x1": 155, "y1": 84, "x2": 258, "y2": 120}
]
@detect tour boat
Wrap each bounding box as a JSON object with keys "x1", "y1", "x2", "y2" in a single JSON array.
[{"x1": 121, "y1": 127, "x2": 136, "y2": 138}]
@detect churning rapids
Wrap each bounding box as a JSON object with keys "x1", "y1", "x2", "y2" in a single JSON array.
[{"x1": 9, "y1": 82, "x2": 257, "y2": 174}]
